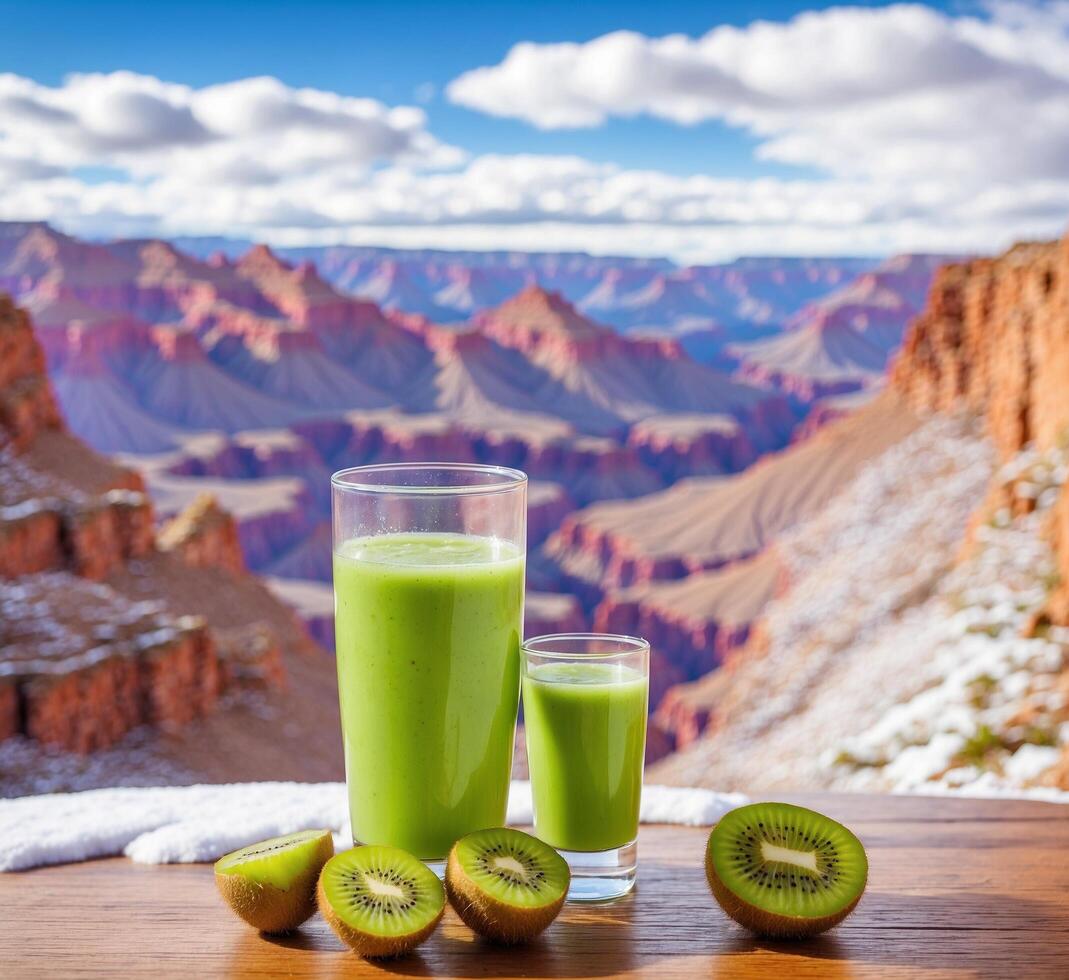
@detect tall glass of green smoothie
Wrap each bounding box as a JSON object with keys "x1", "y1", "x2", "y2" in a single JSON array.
[
  {"x1": 331, "y1": 463, "x2": 526, "y2": 861},
  {"x1": 522, "y1": 633, "x2": 649, "y2": 901}
]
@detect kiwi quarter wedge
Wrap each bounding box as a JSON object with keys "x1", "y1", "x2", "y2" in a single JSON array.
[
  {"x1": 446, "y1": 828, "x2": 570, "y2": 944},
  {"x1": 318, "y1": 845, "x2": 445, "y2": 958},
  {"x1": 214, "y1": 828, "x2": 333, "y2": 934},
  {"x1": 705, "y1": 802, "x2": 867, "y2": 938}
]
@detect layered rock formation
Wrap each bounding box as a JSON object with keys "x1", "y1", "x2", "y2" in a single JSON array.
[
  {"x1": 1, "y1": 575, "x2": 220, "y2": 753},
  {"x1": 547, "y1": 397, "x2": 917, "y2": 593},
  {"x1": 0, "y1": 293, "x2": 65, "y2": 451},
  {"x1": 892, "y1": 241, "x2": 1065, "y2": 461},
  {"x1": 538, "y1": 394, "x2": 920, "y2": 750},
  {"x1": 893, "y1": 237, "x2": 1069, "y2": 619},
  {"x1": 602, "y1": 553, "x2": 784, "y2": 719},
  {"x1": 649, "y1": 416, "x2": 995, "y2": 790},
  {"x1": 267, "y1": 241, "x2": 870, "y2": 340},
  {"x1": 475, "y1": 285, "x2": 796, "y2": 454},
  {"x1": 0, "y1": 296, "x2": 154, "y2": 582},
  {"x1": 156, "y1": 494, "x2": 245, "y2": 575},
  {"x1": 1, "y1": 223, "x2": 818, "y2": 610},
  {"x1": 729, "y1": 254, "x2": 950, "y2": 401},
  {"x1": 0, "y1": 294, "x2": 341, "y2": 790},
  {"x1": 650, "y1": 231, "x2": 1069, "y2": 793},
  {"x1": 3, "y1": 222, "x2": 951, "y2": 762}
]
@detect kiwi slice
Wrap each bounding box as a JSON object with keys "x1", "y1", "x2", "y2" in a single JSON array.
[
  {"x1": 317, "y1": 845, "x2": 445, "y2": 958},
  {"x1": 445, "y1": 828, "x2": 570, "y2": 944},
  {"x1": 705, "y1": 802, "x2": 867, "y2": 938},
  {"x1": 214, "y1": 828, "x2": 333, "y2": 934}
]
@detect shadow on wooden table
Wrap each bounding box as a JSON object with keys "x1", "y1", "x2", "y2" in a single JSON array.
[
  {"x1": 248, "y1": 897, "x2": 645, "y2": 977},
  {"x1": 234, "y1": 883, "x2": 1069, "y2": 977},
  {"x1": 258, "y1": 930, "x2": 323, "y2": 952},
  {"x1": 713, "y1": 890, "x2": 1069, "y2": 977},
  {"x1": 374, "y1": 901, "x2": 643, "y2": 978}
]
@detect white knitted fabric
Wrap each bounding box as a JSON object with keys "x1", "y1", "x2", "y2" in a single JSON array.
[{"x1": 0, "y1": 781, "x2": 747, "y2": 872}]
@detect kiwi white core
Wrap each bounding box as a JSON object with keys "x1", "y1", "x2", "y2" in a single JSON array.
[
  {"x1": 760, "y1": 841, "x2": 818, "y2": 871},
  {"x1": 491, "y1": 855, "x2": 528, "y2": 876},
  {"x1": 366, "y1": 876, "x2": 406, "y2": 900}
]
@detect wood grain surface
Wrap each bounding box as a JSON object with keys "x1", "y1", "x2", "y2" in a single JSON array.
[{"x1": 1, "y1": 793, "x2": 1067, "y2": 979}]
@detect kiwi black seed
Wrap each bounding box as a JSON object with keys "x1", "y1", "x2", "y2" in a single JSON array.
[
  {"x1": 705, "y1": 802, "x2": 868, "y2": 938},
  {"x1": 214, "y1": 829, "x2": 334, "y2": 934},
  {"x1": 445, "y1": 828, "x2": 570, "y2": 944},
  {"x1": 317, "y1": 845, "x2": 445, "y2": 958}
]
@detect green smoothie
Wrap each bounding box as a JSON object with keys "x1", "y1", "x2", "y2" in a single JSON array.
[
  {"x1": 333, "y1": 532, "x2": 524, "y2": 860},
  {"x1": 522, "y1": 662, "x2": 648, "y2": 852}
]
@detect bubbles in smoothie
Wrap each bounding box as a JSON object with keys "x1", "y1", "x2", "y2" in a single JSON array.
[{"x1": 337, "y1": 532, "x2": 520, "y2": 567}]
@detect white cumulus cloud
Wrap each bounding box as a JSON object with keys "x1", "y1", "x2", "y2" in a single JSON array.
[
  {"x1": 0, "y1": 70, "x2": 462, "y2": 185},
  {"x1": 446, "y1": 2, "x2": 1069, "y2": 188},
  {"x1": 1, "y1": 4, "x2": 1068, "y2": 264},
  {"x1": 6, "y1": 150, "x2": 1066, "y2": 264}
]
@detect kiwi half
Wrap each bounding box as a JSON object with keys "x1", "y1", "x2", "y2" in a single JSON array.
[
  {"x1": 214, "y1": 828, "x2": 334, "y2": 934},
  {"x1": 445, "y1": 828, "x2": 570, "y2": 944},
  {"x1": 317, "y1": 845, "x2": 445, "y2": 958},
  {"x1": 705, "y1": 802, "x2": 867, "y2": 939}
]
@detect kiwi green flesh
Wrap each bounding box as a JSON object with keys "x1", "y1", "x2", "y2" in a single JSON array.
[
  {"x1": 708, "y1": 802, "x2": 867, "y2": 925},
  {"x1": 319, "y1": 845, "x2": 444, "y2": 940},
  {"x1": 215, "y1": 829, "x2": 333, "y2": 890},
  {"x1": 452, "y1": 828, "x2": 569, "y2": 909}
]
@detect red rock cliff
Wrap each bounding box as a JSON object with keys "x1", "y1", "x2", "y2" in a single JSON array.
[
  {"x1": 157, "y1": 493, "x2": 246, "y2": 575},
  {"x1": 891, "y1": 232, "x2": 1069, "y2": 617},
  {"x1": 0, "y1": 294, "x2": 64, "y2": 450},
  {"x1": 0, "y1": 294, "x2": 332, "y2": 768}
]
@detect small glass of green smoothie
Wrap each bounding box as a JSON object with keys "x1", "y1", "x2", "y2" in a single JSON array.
[
  {"x1": 522, "y1": 633, "x2": 649, "y2": 901},
  {"x1": 332, "y1": 463, "x2": 526, "y2": 865}
]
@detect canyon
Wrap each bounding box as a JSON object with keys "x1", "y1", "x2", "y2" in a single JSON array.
[
  {"x1": 174, "y1": 236, "x2": 876, "y2": 345},
  {"x1": 727, "y1": 254, "x2": 952, "y2": 401},
  {"x1": 0, "y1": 292, "x2": 346, "y2": 794},
  {"x1": 649, "y1": 231, "x2": 1069, "y2": 795},
  {"x1": 0, "y1": 220, "x2": 961, "y2": 786}
]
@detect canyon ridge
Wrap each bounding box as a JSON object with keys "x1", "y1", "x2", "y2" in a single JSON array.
[{"x1": 8, "y1": 220, "x2": 1062, "y2": 795}]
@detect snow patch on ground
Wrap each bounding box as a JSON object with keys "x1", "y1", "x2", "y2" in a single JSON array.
[
  {"x1": 826, "y1": 443, "x2": 1069, "y2": 794},
  {"x1": 0, "y1": 730, "x2": 194, "y2": 799},
  {"x1": 654, "y1": 414, "x2": 1006, "y2": 792}
]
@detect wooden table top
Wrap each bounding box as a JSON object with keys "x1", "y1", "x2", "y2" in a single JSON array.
[{"x1": 1, "y1": 793, "x2": 1067, "y2": 979}]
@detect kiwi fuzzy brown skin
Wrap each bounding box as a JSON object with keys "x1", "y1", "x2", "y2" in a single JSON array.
[
  {"x1": 704, "y1": 818, "x2": 866, "y2": 939},
  {"x1": 214, "y1": 832, "x2": 334, "y2": 934},
  {"x1": 445, "y1": 841, "x2": 568, "y2": 944},
  {"x1": 317, "y1": 874, "x2": 443, "y2": 959}
]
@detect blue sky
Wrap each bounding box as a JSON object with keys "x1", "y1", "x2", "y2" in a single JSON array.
[
  {"x1": 1, "y1": 0, "x2": 958, "y2": 178},
  {"x1": 0, "y1": 1, "x2": 1065, "y2": 260}
]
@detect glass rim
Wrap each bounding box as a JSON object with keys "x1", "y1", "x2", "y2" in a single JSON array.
[
  {"x1": 523, "y1": 632, "x2": 650, "y2": 660},
  {"x1": 331, "y1": 462, "x2": 528, "y2": 496}
]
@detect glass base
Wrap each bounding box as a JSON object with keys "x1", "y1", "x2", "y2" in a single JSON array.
[
  {"x1": 426, "y1": 859, "x2": 446, "y2": 880},
  {"x1": 559, "y1": 840, "x2": 637, "y2": 902}
]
